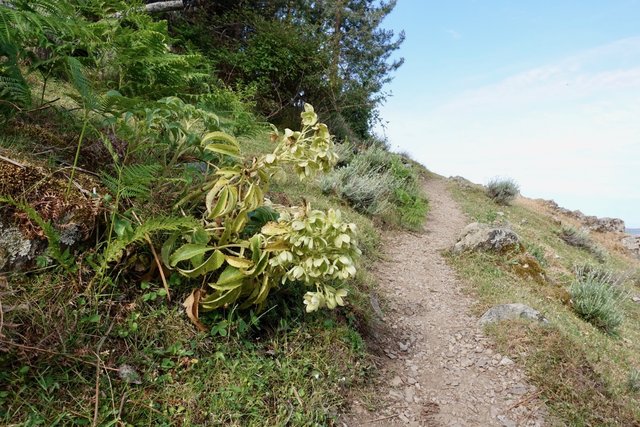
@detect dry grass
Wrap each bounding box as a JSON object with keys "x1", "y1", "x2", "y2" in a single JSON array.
[{"x1": 448, "y1": 179, "x2": 640, "y2": 425}]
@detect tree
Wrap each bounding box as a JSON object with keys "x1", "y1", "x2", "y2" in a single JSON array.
[{"x1": 167, "y1": 0, "x2": 404, "y2": 140}]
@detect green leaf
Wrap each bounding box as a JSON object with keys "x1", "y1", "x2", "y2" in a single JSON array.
[
  {"x1": 177, "y1": 250, "x2": 225, "y2": 278},
  {"x1": 202, "y1": 131, "x2": 239, "y2": 148},
  {"x1": 204, "y1": 143, "x2": 242, "y2": 158},
  {"x1": 210, "y1": 265, "x2": 245, "y2": 290},
  {"x1": 169, "y1": 243, "x2": 215, "y2": 267}
]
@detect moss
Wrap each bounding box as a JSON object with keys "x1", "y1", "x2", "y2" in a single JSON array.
[{"x1": 511, "y1": 253, "x2": 546, "y2": 284}]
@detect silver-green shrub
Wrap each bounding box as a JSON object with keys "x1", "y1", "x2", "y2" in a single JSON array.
[
  {"x1": 570, "y1": 266, "x2": 625, "y2": 335},
  {"x1": 486, "y1": 178, "x2": 519, "y2": 205}
]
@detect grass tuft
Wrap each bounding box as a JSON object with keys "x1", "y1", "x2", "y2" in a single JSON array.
[{"x1": 628, "y1": 369, "x2": 640, "y2": 393}]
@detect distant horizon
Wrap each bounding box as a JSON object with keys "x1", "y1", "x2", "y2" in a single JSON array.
[
  {"x1": 377, "y1": 1, "x2": 640, "y2": 229},
  {"x1": 416, "y1": 166, "x2": 640, "y2": 228}
]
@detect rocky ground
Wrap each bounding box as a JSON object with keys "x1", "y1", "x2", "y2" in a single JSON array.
[{"x1": 341, "y1": 177, "x2": 549, "y2": 426}]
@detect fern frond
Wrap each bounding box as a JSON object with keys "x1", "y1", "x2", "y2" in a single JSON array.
[
  {"x1": 102, "y1": 215, "x2": 200, "y2": 264},
  {"x1": 101, "y1": 163, "x2": 162, "y2": 200},
  {"x1": 66, "y1": 56, "x2": 98, "y2": 110}
]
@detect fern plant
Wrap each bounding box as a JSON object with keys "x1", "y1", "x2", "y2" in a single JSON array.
[
  {"x1": 101, "y1": 163, "x2": 161, "y2": 201},
  {"x1": 0, "y1": 0, "x2": 88, "y2": 117}
]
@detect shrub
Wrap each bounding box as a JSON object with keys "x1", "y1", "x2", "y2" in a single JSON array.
[
  {"x1": 570, "y1": 267, "x2": 624, "y2": 335},
  {"x1": 486, "y1": 178, "x2": 519, "y2": 205},
  {"x1": 321, "y1": 145, "x2": 428, "y2": 229},
  {"x1": 560, "y1": 226, "x2": 608, "y2": 262},
  {"x1": 561, "y1": 226, "x2": 591, "y2": 248},
  {"x1": 574, "y1": 263, "x2": 619, "y2": 287}
]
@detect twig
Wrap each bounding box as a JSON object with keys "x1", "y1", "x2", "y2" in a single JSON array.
[
  {"x1": 369, "y1": 413, "x2": 399, "y2": 423},
  {"x1": 93, "y1": 321, "x2": 115, "y2": 427},
  {"x1": 507, "y1": 391, "x2": 542, "y2": 411},
  {"x1": 0, "y1": 154, "x2": 25, "y2": 168},
  {"x1": 0, "y1": 298, "x2": 4, "y2": 339},
  {"x1": 0, "y1": 98, "x2": 60, "y2": 113},
  {"x1": 0, "y1": 340, "x2": 119, "y2": 371},
  {"x1": 147, "y1": 235, "x2": 171, "y2": 301},
  {"x1": 117, "y1": 392, "x2": 128, "y2": 422},
  {"x1": 131, "y1": 211, "x2": 171, "y2": 302},
  {"x1": 292, "y1": 386, "x2": 304, "y2": 407}
]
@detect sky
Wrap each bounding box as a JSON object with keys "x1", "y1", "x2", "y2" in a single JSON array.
[{"x1": 377, "y1": 0, "x2": 640, "y2": 227}]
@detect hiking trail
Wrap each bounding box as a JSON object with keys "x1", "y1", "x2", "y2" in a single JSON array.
[{"x1": 342, "y1": 176, "x2": 549, "y2": 427}]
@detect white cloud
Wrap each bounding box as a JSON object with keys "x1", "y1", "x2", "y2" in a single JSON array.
[
  {"x1": 445, "y1": 29, "x2": 462, "y2": 40},
  {"x1": 381, "y1": 37, "x2": 640, "y2": 226}
]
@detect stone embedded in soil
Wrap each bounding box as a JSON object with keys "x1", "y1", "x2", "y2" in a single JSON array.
[
  {"x1": 479, "y1": 303, "x2": 548, "y2": 325},
  {"x1": 453, "y1": 222, "x2": 522, "y2": 254}
]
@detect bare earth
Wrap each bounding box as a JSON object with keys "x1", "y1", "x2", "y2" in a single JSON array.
[{"x1": 342, "y1": 176, "x2": 549, "y2": 427}]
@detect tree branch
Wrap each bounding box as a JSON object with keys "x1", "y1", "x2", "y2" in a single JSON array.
[{"x1": 144, "y1": 1, "x2": 185, "y2": 14}]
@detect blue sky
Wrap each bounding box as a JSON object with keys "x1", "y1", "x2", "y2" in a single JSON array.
[{"x1": 378, "y1": 1, "x2": 640, "y2": 227}]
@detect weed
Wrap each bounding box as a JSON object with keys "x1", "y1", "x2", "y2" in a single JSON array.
[
  {"x1": 527, "y1": 243, "x2": 547, "y2": 267},
  {"x1": 486, "y1": 178, "x2": 519, "y2": 205},
  {"x1": 628, "y1": 369, "x2": 640, "y2": 393},
  {"x1": 570, "y1": 267, "x2": 624, "y2": 335}
]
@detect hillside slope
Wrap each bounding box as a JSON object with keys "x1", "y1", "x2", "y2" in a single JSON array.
[{"x1": 446, "y1": 177, "x2": 640, "y2": 425}]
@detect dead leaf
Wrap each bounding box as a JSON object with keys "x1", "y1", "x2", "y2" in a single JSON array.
[{"x1": 183, "y1": 289, "x2": 207, "y2": 332}]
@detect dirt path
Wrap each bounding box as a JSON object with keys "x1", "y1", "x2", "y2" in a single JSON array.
[{"x1": 343, "y1": 176, "x2": 548, "y2": 427}]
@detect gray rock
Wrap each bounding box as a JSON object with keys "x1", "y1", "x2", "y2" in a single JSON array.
[
  {"x1": 541, "y1": 199, "x2": 625, "y2": 233},
  {"x1": 586, "y1": 217, "x2": 626, "y2": 233},
  {"x1": 0, "y1": 220, "x2": 43, "y2": 271},
  {"x1": 479, "y1": 303, "x2": 547, "y2": 325},
  {"x1": 622, "y1": 236, "x2": 640, "y2": 258},
  {"x1": 453, "y1": 222, "x2": 521, "y2": 254}
]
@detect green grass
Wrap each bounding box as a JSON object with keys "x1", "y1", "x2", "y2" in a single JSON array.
[
  {"x1": 448, "y1": 179, "x2": 640, "y2": 425},
  {"x1": 0, "y1": 126, "x2": 385, "y2": 425},
  {"x1": 0, "y1": 70, "x2": 431, "y2": 425},
  {"x1": 0, "y1": 274, "x2": 372, "y2": 425}
]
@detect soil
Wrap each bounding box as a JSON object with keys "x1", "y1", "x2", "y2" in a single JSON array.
[{"x1": 341, "y1": 176, "x2": 549, "y2": 427}]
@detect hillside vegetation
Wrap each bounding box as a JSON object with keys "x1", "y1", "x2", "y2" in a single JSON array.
[
  {"x1": 448, "y1": 179, "x2": 640, "y2": 425},
  {"x1": 0, "y1": 1, "x2": 429, "y2": 425}
]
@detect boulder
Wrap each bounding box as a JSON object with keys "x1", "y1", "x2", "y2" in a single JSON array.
[
  {"x1": 453, "y1": 222, "x2": 521, "y2": 254},
  {"x1": 540, "y1": 199, "x2": 625, "y2": 233},
  {"x1": 585, "y1": 217, "x2": 626, "y2": 233},
  {"x1": 479, "y1": 303, "x2": 548, "y2": 325},
  {"x1": 622, "y1": 236, "x2": 640, "y2": 258}
]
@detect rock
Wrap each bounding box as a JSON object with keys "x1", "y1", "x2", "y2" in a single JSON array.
[
  {"x1": 499, "y1": 357, "x2": 514, "y2": 366},
  {"x1": 390, "y1": 376, "x2": 403, "y2": 387},
  {"x1": 453, "y1": 222, "x2": 521, "y2": 254},
  {"x1": 479, "y1": 303, "x2": 548, "y2": 325},
  {"x1": 540, "y1": 199, "x2": 625, "y2": 233},
  {"x1": 0, "y1": 220, "x2": 43, "y2": 270},
  {"x1": 622, "y1": 236, "x2": 640, "y2": 258},
  {"x1": 632, "y1": 296, "x2": 640, "y2": 303},
  {"x1": 587, "y1": 217, "x2": 625, "y2": 233}
]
